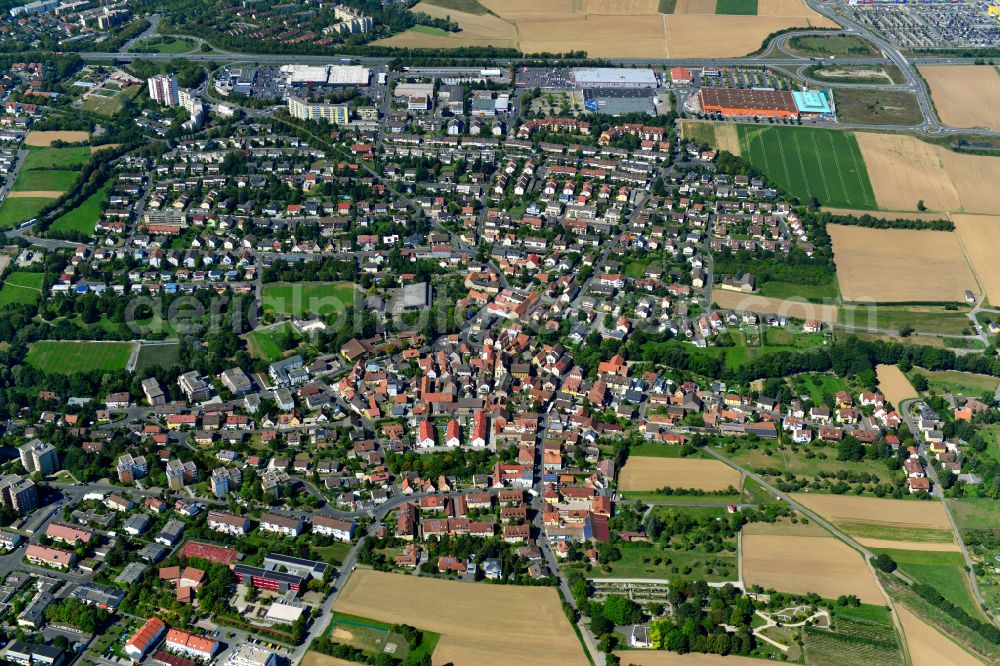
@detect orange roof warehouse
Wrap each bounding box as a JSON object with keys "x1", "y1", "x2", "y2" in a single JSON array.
[{"x1": 699, "y1": 88, "x2": 834, "y2": 120}]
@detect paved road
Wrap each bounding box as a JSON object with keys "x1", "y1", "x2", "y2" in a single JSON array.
[{"x1": 897, "y1": 399, "x2": 996, "y2": 626}]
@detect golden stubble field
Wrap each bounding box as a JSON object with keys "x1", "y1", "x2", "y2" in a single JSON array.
[
  {"x1": 952, "y1": 214, "x2": 1000, "y2": 305},
  {"x1": 876, "y1": 363, "x2": 917, "y2": 408},
  {"x1": 375, "y1": 2, "x2": 516, "y2": 49},
  {"x1": 742, "y1": 533, "x2": 885, "y2": 603},
  {"x1": 335, "y1": 570, "x2": 588, "y2": 666},
  {"x1": 791, "y1": 493, "x2": 955, "y2": 548},
  {"x1": 619, "y1": 456, "x2": 742, "y2": 491},
  {"x1": 918, "y1": 65, "x2": 1000, "y2": 132},
  {"x1": 24, "y1": 130, "x2": 90, "y2": 146},
  {"x1": 896, "y1": 605, "x2": 983, "y2": 666},
  {"x1": 856, "y1": 132, "x2": 1000, "y2": 214},
  {"x1": 388, "y1": 0, "x2": 836, "y2": 58},
  {"x1": 828, "y1": 224, "x2": 978, "y2": 303},
  {"x1": 711, "y1": 289, "x2": 838, "y2": 322}
]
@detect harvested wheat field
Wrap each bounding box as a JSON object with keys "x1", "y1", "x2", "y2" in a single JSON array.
[
  {"x1": 876, "y1": 364, "x2": 918, "y2": 408},
  {"x1": 375, "y1": 3, "x2": 516, "y2": 50},
  {"x1": 952, "y1": 214, "x2": 1000, "y2": 305},
  {"x1": 791, "y1": 493, "x2": 954, "y2": 545},
  {"x1": 336, "y1": 570, "x2": 587, "y2": 666},
  {"x1": 712, "y1": 123, "x2": 741, "y2": 155},
  {"x1": 918, "y1": 65, "x2": 1000, "y2": 132},
  {"x1": 613, "y1": 652, "x2": 766, "y2": 666},
  {"x1": 91, "y1": 143, "x2": 120, "y2": 153},
  {"x1": 619, "y1": 457, "x2": 742, "y2": 492},
  {"x1": 857, "y1": 132, "x2": 1000, "y2": 214},
  {"x1": 664, "y1": 15, "x2": 834, "y2": 57},
  {"x1": 580, "y1": 0, "x2": 661, "y2": 13},
  {"x1": 521, "y1": 14, "x2": 669, "y2": 58},
  {"x1": 742, "y1": 534, "x2": 884, "y2": 603},
  {"x1": 473, "y1": 0, "x2": 832, "y2": 57},
  {"x1": 896, "y1": 605, "x2": 982, "y2": 666},
  {"x1": 7, "y1": 191, "x2": 62, "y2": 198},
  {"x1": 711, "y1": 289, "x2": 838, "y2": 322},
  {"x1": 828, "y1": 224, "x2": 977, "y2": 303},
  {"x1": 24, "y1": 130, "x2": 89, "y2": 146},
  {"x1": 673, "y1": 0, "x2": 717, "y2": 13}
]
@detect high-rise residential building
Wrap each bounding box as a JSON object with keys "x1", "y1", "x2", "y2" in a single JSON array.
[
  {"x1": 147, "y1": 75, "x2": 179, "y2": 106},
  {"x1": 18, "y1": 439, "x2": 58, "y2": 475},
  {"x1": 117, "y1": 453, "x2": 148, "y2": 484},
  {"x1": 178, "y1": 89, "x2": 205, "y2": 124},
  {"x1": 0, "y1": 475, "x2": 38, "y2": 513},
  {"x1": 287, "y1": 96, "x2": 349, "y2": 124}
]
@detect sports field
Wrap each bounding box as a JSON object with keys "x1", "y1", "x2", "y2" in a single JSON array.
[
  {"x1": 856, "y1": 132, "x2": 1000, "y2": 214},
  {"x1": 335, "y1": 570, "x2": 587, "y2": 666},
  {"x1": 619, "y1": 456, "x2": 742, "y2": 492},
  {"x1": 828, "y1": 224, "x2": 978, "y2": 303},
  {"x1": 25, "y1": 340, "x2": 134, "y2": 374},
  {"x1": 737, "y1": 126, "x2": 876, "y2": 209},
  {"x1": 742, "y1": 533, "x2": 884, "y2": 603},
  {"x1": 261, "y1": 282, "x2": 356, "y2": 317},
  {"x1": 918, "y1": 65, "x2": 1000, "y2": 132},
  {"x1": 0, "y1": 272, "x2": 44, "y2": 307}
]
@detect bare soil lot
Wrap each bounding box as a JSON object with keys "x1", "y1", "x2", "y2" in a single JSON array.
[
  {"x1": 300, "y1": 653, "x2": 359, "y2": 666},
  {"x1": 951, "y1": 214, "x2": 1000, "y2": 305},
  {"x1": 619, "y1": 456, "x2": 742, "y2": 491},
  {"x1": 856, "y1": 132, "x2": 1000, "y2": 214},
  {"x1": 828, "y1": 224, "x2": 977, "y2": 303},
  {"x1": 24, "y1": 130, "x2": 89, "y2": 146},
  {"x1": 711, "y1": 289, "x2": 838, "y2": 322},
  {"x1": 896, "y1": 605, "x2": 982, "y2": 666},
  {"x1": 876, "y1": 363, "x2": 918, "y2": 408},
  {"x1": 335, "y1": 570, "x2": 587, "y2": 666},
  {"x1": 743, "y1": 534, "x2": 884, "y2": 603},
  {"x1": 7, "y1": 191, "x2": 62, "y2": 198},
  {"x1": 919, "y1": 65, "x2": 1000, "y2": 132}
]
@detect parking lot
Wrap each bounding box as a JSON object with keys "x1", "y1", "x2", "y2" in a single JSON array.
[{"x1": 850, "y1": 4, "x2": 1000, "y2": 49}]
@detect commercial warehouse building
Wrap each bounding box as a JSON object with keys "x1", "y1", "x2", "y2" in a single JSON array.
[
  {"x1": 280, "y1": 65, "x2": 370, "y2": 86},
  {"x1": 572, "y1": 68, "x2": 658, "y2": 89},
  {"x1": 699, "y1": 88, "x2": 834, "y2": 120}
]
